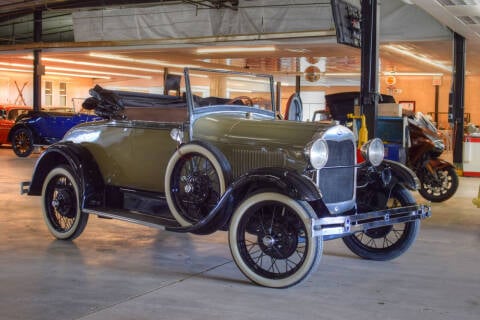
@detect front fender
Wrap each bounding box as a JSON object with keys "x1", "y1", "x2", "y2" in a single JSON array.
[
  {"x1": 166, "y1": 167, "x2": 324, "y2": 234},
  {"x1": 27, "y1": 142, "x2": 105, "y2": 208},
  {"x1": 383, "y1": 159, "x2": 420, "y2": 191},
  {"x1": 230, "y1": 167, "x2": 322, "y2": 202},
  {"x1": 428, "y1": 158, "x2": 455, "y2": 170}
]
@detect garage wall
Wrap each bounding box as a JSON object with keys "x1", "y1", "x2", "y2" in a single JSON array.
[{"x1": 0, "y1": 74, "x2": 93, "y2": 111}]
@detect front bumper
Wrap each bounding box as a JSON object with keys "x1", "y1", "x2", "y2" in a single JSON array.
[{"x1": 312, "y1": 204, "x2": 431, "y2": 240}]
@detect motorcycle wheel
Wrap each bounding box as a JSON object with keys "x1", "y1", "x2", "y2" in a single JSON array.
[
  {"x1": 343, "y1": 185, "x2": 420, "y2": 261},
  {"x1": 418, "y1": 166, "x2": 459, "y2": 202}
]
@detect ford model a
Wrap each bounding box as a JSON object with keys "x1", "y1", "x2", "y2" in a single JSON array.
[{"x1": 22, "y1": 69, "x2": 430, "y2": 288}]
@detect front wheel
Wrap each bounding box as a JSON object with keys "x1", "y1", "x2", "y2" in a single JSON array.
[
  {"x1": 229, "y1": 192, "x2": 322, "y2": 288},
  {"x1": 12, "y1": 127, "x2": 34, "y2": 157},
  {"x1": 165, "y1": 142, "x2": 230, "y2": 227},
  {"x1": 343, "y1": 185, "x2": 420, "y2": 261},
  {"x1": 418, "y1": 166, "x2": 459, "y2": 202},
  {"x1": 41, "y1": 166, "x2": 88, "y2": 240}
]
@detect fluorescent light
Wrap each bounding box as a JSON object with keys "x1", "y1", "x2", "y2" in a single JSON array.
[
  {"x1": 196, "y1": 46, "x2": 276, "y2": 54},
  {"x1": 45, "y1": 72, "x2": 111, "y2": 79},
  {"x1": 169, "y1": 71, "x2": 208, "y2": 78},
  {"x1": 383, "y1": 45, "x2": 451, "y2": 72},
  {"x1": 228, "y1": 77, "x2": 270, "y2": 84},
  {"x1": 0, "y1": 67, "x2": 110, "y2": 79},
  {"x1": 89, "y1": 52, "x2": 200, "y2": 69},
  {"x1": 0, "y1": 67, "x2": 31, "y2": 73},
  {"x1": 383, "y1": 71, "x2": 444, "y2": 76},
  {"x1": 228, "y1": 89, "x2": 253, "y2": 93},
  {"x1": 23, "y1": 55, "x2": 163, "y2": 73},
  {"x1": 0, "y1": 62, "x2": 31, "y2": 68},
  {"x1": 46, "y1": 66, "x2": 152, "y2": 79},
  {"x1": 324, "y1": 73, "x2": 361, "y2": 77}
]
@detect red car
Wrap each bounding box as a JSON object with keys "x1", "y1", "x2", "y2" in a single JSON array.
[{"x1": 0, "y1": 105, "x2": 31, "y2": 145}]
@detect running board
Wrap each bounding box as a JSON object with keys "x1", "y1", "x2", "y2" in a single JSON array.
[{"x1": 83, "y1": 208, "x2": 180, "y2": 230}]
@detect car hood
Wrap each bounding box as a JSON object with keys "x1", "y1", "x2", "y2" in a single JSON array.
[{"x1": 193, "y1": 113, "x2": 330, "y2": 149}]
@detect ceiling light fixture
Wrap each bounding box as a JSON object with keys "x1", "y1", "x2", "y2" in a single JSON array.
[
  {"x1": 383, "y1": 45, "x2": 451, "y2": 72},
  {"x1": 0, "y1": 62, "x2": 31, "y2": 68},
  {"x1": 89, "y1": 52, "x2": 200, "y2": 69},
  {"x1": 45, "y1": 72, "x2": 111, "y2": 79},
  {"x1": 23, "y1": 55, "x2": 163, "y2": 73},
  {"x1": 383, "y1": 71, "x2": 444, "y2": 76},
  {"x1": 0, "y1": 67, "x2": 31, "y2": 73},
  {"x1": 0, "y1": 67, "x2": 110, "y2": 79},
  {"x1": 196, "y1": 46, "x2": 276, "y2": 54},
  {"x1": 46, "y1": 66, "x2": 152, "y2": 79},
  {"x1": 324, "y1": 73, "x2": 361, "y2": 77}
]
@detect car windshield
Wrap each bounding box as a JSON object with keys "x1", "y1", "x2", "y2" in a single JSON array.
[{"x1": 185, "y1": 68, "x2": 274, "y2": 113}]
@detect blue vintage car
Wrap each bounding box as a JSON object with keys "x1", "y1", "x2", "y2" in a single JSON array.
[{"x1": 8, "y1": 109, "x2": 102, "y2": 157}]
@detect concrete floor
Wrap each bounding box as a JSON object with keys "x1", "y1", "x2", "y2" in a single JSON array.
[{"x1": 0, "y1": 146, "x2": 479, "y2": 320}]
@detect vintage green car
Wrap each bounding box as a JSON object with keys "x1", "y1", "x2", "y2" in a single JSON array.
[{"x1": 22, "y1": 68, "x2": 430, "y2": 288}]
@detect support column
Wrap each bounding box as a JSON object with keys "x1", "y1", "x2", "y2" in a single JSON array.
[
  {"x1": 452, "y1": 32, "x2": 466, "y2": 166},
  {"x1": 276, "y1": 81, "x2": 282, "y2": 114},
  {"x1": 360, "y1": 0, "x2": 379, "y2": 139},
  {"x1": 33, "y1": 9, "x2": 42, "y2": 111},
  {"x1": 434, "y1": 85, "x2": 439, "y2": 125}
]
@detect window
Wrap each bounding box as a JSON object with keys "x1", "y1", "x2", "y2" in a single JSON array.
[
  {"x1": 59, "y1": 82, "x2": 67, "y2": 107},
  {"x1": 45, "y1": 81, "x2": 52, "y2": 106}
]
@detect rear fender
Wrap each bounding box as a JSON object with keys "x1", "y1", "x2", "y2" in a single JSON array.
[{"x1": 28, "y1": 142, "x2": 104, "y2": 208}]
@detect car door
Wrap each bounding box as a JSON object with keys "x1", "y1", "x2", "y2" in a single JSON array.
[{"x1": 0, "y1": 108, "x2": 10, "y2": 144}]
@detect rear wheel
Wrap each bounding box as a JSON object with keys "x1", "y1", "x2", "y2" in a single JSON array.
[
  {"x1": 229, "y1": 192, "x2": 322, "y2": 288},
  {"x1": 343, "y1": 185, "x2": 420, "y2": 261},
  {"x1": 41, "y1": 166, "x2": 88, "y2": 240},
  {"x1": 12, "y1": 127, "x2": 34, "y2": 157}
]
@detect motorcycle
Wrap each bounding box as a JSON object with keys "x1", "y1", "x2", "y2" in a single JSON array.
[{"x1": 407, "y1": 113, "x2": 459, "y2": 202}]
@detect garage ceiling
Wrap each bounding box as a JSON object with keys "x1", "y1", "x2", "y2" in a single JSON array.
[{"x1": 0, "y1": 0, "x2": 478, "y2": 84}]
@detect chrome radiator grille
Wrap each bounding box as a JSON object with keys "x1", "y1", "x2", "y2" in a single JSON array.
[
  {"x1": 317, "y1": 139, "x2": 355, "y2": 204},
  {"x1": 232, "y1": 149, "x2": 285, "y2": 178}
]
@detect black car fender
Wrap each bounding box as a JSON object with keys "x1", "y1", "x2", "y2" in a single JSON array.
[
  {"x1": 382, "y1": 159, "x2": 420, "y2": 191},
  {"x1": 166, "y1": 167, "x2": 324, "y2": 234},
  {"x1": 27, "y1": 142, "x2": 105, "y2": 208},
  {"x1": 229, "y1": 167, "x2": 323, "y2": 203}
]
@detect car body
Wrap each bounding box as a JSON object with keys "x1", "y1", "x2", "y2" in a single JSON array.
[
  {"x1": 22, "y1": 69, "x2": 430, "y2": 288},
  {"x1": 8, "y1": 108, "x2": 102, "y2": 157},
  {"x1": 0, "y1": 105, "x2": 31, "y2": 145}
]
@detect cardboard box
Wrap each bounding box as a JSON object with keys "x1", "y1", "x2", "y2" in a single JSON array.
[{"x1": 378, "y1": 103, "x2": 402, "y2": 117}]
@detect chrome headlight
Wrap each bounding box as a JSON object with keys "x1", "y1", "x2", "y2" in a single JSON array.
[
  {"x1": 306, "y1": 139, "x2": 329, "y2": 169},
  {"x1": 361, "y1": 138, "x2": 384, "y2": 166}
]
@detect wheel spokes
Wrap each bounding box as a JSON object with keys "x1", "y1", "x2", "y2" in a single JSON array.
[
  {"x1": 47, "y1": 175, "x2": 76, "y2": 232},
  {"x1": 238, "y1": 204, "x2": 307, "y2": 279}
]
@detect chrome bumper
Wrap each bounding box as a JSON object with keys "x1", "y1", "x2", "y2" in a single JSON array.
[{"x1": 312, "y1": 204, "x2": 431, "y2": 239}]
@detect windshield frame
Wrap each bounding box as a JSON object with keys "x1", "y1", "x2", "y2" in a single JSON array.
[{"x1": 184, "y1": 67, "x2": 276, "y2": 117}]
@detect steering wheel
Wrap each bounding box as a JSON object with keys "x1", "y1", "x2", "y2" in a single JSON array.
[{"x1": 227, "y1": 96, "x2": 254, "y2": 106}]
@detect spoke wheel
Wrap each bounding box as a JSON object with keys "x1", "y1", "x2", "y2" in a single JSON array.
[
  {"x1": 41, "y1": 166, "x2": 88, "y2": 240},
  {"x1": 229, "y1": 192, "x2": 322, "y2": 288},
  {"x1": 165, "y1": 143, "x2": 228, "y2": 227},
  {"x1": 343, "y1": 185, "x2": 420, "y2": 261},
  {"x1": 12, "y1": 127, "x2": 34, "y2": 157},
  {"x1": 418, "y1": 166, "x2": 459, "y2": 202}
]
